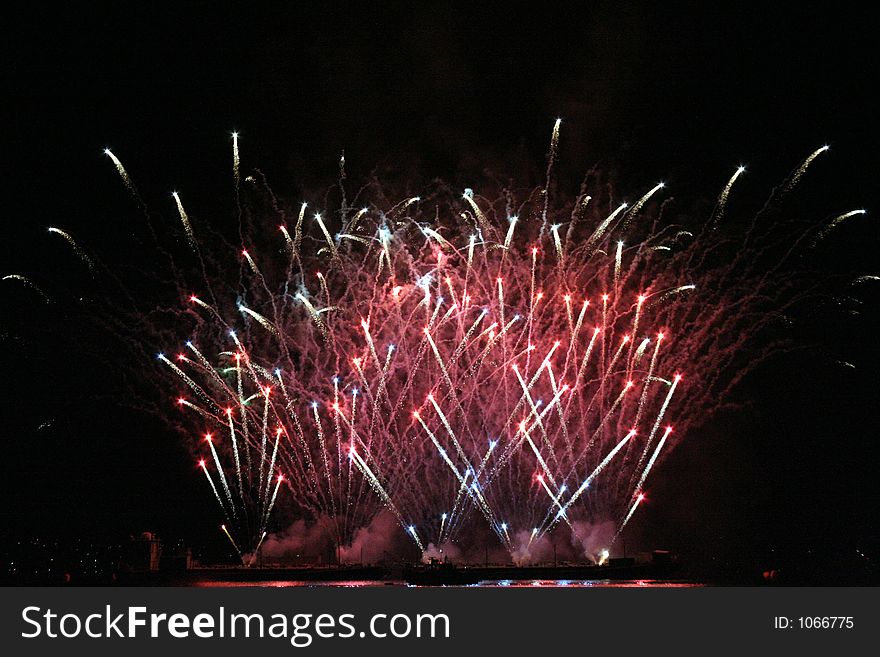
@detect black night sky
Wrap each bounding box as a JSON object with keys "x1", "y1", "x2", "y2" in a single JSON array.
[{"x1": 1, "y1": 2, "x2": 878, "y2": 582}]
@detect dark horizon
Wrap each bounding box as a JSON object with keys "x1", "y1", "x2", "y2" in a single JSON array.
[{"x1": 1, "y1": 2, "x2": 878, "y2": 582}]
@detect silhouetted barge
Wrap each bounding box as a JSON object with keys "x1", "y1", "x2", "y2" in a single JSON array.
[
  {"x1": 402, "y1": 560, "x2": 482, "y2": 586},
  {"x1": 118, "y1": 551, "x2": 677, "y2": 585},
  {"x1": 118, "y1": 564, "x2": 388, "y2": 585}
]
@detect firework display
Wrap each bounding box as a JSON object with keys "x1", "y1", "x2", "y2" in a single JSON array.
[{"x1": 9, "y1": 123, "x2": 863, "y2": 564}]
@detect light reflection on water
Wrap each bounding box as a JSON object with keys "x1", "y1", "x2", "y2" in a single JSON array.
[
  {"x1": 193, "y1": 579, "x2": 703, "y2": 588},
  {"x1": 486, "y1": 579, "x2": 703, "y2": 588}
]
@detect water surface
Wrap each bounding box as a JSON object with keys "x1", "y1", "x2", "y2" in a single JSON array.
[{"x1": 193, "y1": 579, "x2": 704, "y2": 588}]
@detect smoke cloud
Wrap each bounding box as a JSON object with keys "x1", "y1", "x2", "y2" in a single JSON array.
[
  {"x1": 262, "y1": 511, "x2": 415, "y2": 564},
  {"x1": 570, "y1": 519, "x2": 617, "y2": 562}
]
